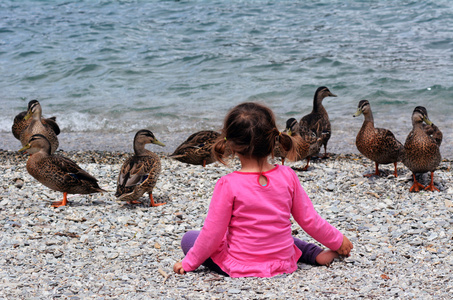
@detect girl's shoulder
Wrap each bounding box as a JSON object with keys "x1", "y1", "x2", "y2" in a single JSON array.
[
  {"x1": 216, "y1": 171, "x2": 239, "y2": 185},
  {"x1": 275, "y1": 164, "x2": 298, "y2": 177},
  {"x1": 276, "y1": 165, "x2": 301, "y2": 188}
]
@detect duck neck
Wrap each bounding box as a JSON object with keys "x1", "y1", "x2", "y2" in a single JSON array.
[
  {"x1": 312, "y1": 94, "x2": 326, "y2": 114},
  {"x1": 31, "y1": 106, "x2": 43, "y2": 123},
  {"x1": 362, "y1": 110, "x2": 374, "y2": 126},
  {"x1": 412, "y1": 120, "x2": 424, "y2": 132},
  {"x1": 134, "y1": 142, "x2": 148, "y2": 156},
  {"x1": 29, "y1": 149, "x2": 49, "y2": 160}
]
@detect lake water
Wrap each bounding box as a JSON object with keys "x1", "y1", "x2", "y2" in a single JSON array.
[{"x1": 1, "y1": 0, "x2": 452, "y2": 158}]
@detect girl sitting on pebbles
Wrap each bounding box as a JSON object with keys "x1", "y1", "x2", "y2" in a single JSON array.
[{"x1": 173, "y1": 102, "x2": 353, "y2": 278}]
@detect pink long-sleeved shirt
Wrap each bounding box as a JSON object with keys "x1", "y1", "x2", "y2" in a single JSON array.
[{"x1": 182, "y1": 164, "x2": 343, "y2": 277}]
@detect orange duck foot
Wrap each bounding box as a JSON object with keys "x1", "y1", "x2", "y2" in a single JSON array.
[
  {"x1": 393, "y1": 162, "x2": 399, "y2": 177},
  {"x1": 409, "y1": 182, "x2": 425, "y2": 192},
  {"x1": 424, "y1": 171, "x2": 439, "y2": 192},
  {"x1": 301, "y1": 158, "x2": 311, "y2": 171},
  {"x1": 149, "y1": 195, "x2": 166, "y2": 207},
  {"x1": 409, "y1": 174, "x2": 425, "y2": 192},
  {"x1": 127, "y1": 200, "x2": 142, "y2": 205},
  {"x1": 424, "y1": 184, "x2": 440, "y2": 192},
  {"x1": 52, "y1": 192, "x2": 68, "y2": 208},
  {"x1": 364, "y1": 162, "x2": 380, "y2": 177}
]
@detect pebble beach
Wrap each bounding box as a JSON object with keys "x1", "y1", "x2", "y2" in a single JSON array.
[
  {"x1": 2, "y1": 0, "x2": 453, "y2": 298},
  {"x1": 0, "y1": 149, "x2": 452, "y2": 299}
]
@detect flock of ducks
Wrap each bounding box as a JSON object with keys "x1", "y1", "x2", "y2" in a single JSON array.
[
  {"x1": 13, "y1": 101, "x2": 167, "y2": 207},
  {"x1": 353, "y1": 100, "x2": 442, "y2": 192},
  {"x1": 12, "y1": 87, "x2": 443, "y2": 207}
]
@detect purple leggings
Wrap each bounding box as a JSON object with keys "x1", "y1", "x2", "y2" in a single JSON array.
[{"x1": 180, "y1": 230, "x2": 324, "y2": 276}]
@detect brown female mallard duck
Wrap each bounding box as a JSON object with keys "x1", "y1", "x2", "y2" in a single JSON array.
[
  {"x1": 19, "y1": 134, "x2": 106, "y2": 207},
  {"x1": 12, "y1": 111, "x2": 59, "y2": 140},
  {"x1": 273, "y1": 119, "x2": 298, "y2": 165},
  {"x1": 18, "y1": 100, "x2": 60, "y2": 154},
  {"x1": 169, "y1": 130, "x2": 220, "y2": 167},
  {"x1": 276, "y1": 118, "x2": 322, "y2": 170},
  {"x1": 116, "y1": 129, "x2": 166, "y2": 206},
  {"x1": 299, "y1": 86, "x2": 337, "y2": 158},
  {"x1": 353, "y1": 100, "x2": 404, "y2": 177},
  {"x1": 403, "y1": 106, "x2": 442, "y2": 192}
]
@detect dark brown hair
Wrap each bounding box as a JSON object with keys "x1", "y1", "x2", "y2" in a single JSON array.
[{"x1": 213, "y1": 102, "x2": 298, "y2": 165}]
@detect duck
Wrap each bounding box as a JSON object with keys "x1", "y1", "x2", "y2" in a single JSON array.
[
  {"x1": 116, "y1": 129, "x2": 166, "y2": 206},
  {"x1": 18, "y1": 100, "x2": 60, "y2": 154},
  {"x1": 403, "y1": 106, "x2": 442, "y2": 192},
  {"x1": 273, "y1": 119, "x2": 296, "y2": 165},
  {"x1": 299, "y1": 86, "x2": 337, "y2": 159},
  {"x1": 273, "y1": 136, "x2": 287, "y2": 165},
  {"x1": 169, "y1": 130, "x2": 220, "y2": 167},
  {"x1": 275, "y1": 118, "x2": 322, "y2": 170},
  {"x1": 12, "y1": 111, "x2": 59, "y2": 140},
  {"x1": 19, "y1": 134, "x2": 106, "y2": 207},
  {"x1": 353, "y1": 100, "x2": 404, "y2": 177}
]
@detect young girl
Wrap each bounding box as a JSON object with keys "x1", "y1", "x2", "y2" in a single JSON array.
[{"x1": 173, "y1": 102, "x2": 353, "y2": 278}]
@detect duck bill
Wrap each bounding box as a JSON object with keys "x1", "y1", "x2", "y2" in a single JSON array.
[
  {"x1": 422, "y1": 116, "x2": 433, "y2": 125},
  {"x1": 353, "y1": 108, "x2": 362, "y2": 117},
  {"x1": 18, "y1": 144, "x2": 31, "y2": 153},
  {"x1": 153, "y1": 140, "x2": 166, "y2": 147},
  {"x1": 23, "y1": 110, "x2": 33, "y2": 121},
  {"x1": 329, "y1": 92, "x2": 337, "y2": 97},
  {"x1": 287, "y1": 128, "x2": 293, "y2": 136}
]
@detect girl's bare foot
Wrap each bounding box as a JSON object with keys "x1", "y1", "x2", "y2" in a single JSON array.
[{"x1": 316, "y1": 250, "x2": 339, "y2": 266}]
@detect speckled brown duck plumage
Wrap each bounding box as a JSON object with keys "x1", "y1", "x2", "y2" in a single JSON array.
[
  {"x1": 169, "y1": 130, "x2": 220, "y2": 167},
  {"x1": 18, "y1": 100, "x2": 60, "y2": 154},
  {"x1": 299, "y1": 86, "x2": 337, "y2": 158},
  {"x1": 12, "y1": 111, "x2": 59, "y2": 140},
  {"x1": 276, "y1": 118, "x2": 322, "y2": 170},
  {"x1": 116, "y1": 129, "x2": 165, "y2": 206},
  {"x1": 403, "y1": 106, "x2": 442, "y2": 192},
  {"x1": 353, "y1": 100, "x2": 404, "y2": 177},
  {"x1": 19, "y1": 134, "x2": 106, "y2": 207}
]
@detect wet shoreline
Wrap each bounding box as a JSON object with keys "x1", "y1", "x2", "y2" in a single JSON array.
[{"x1": 1, "y1": 128, "x2": 452, "y2": 160}]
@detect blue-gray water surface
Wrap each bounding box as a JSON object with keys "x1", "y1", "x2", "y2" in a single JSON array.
[{"x1": 1, "y1": 0, "x2": 452, "y2": 158}]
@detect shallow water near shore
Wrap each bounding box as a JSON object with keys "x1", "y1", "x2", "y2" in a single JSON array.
[{"x1": 1, "y1": 0, "x2": 453, "y2": 158}]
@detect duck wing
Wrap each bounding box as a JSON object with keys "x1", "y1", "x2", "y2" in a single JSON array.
[
  {"x1": 117, "y1": 156, "x2": 151, "y2": 192},
  {"x1": 43, "y1": 117, "x2": 61, "y2": 136},
  {"x1": 423, "y1": 123, "x2": 442, "y2": 147}
]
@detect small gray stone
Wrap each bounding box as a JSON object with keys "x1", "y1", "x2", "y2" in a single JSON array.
[{"x1": 228, "y1": 288, "x2": 241, "y2": 294}]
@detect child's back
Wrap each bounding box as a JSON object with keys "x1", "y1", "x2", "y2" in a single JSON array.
[{"x1": 174, "y1": 102, "x2": 353, "y2": 278}]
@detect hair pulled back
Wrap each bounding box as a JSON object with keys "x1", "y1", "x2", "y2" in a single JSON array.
[{"x1": 213, "y1": 102, "x2": 298, "y2": 165}]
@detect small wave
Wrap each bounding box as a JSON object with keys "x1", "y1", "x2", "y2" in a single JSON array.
[
  {"x1": 15, "y1": 51, "x2": 43, "y2": 58},
  {"x1": 74, "y1": 64, "x2": 101, "y2": 75},
  {"x1": 24, "y1": 74, "x2": 48, "y2": 82}
]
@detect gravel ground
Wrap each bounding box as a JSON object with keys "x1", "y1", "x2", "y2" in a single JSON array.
[{"x1": 0, "y1": 149, "x2": 452, "y2": 299}]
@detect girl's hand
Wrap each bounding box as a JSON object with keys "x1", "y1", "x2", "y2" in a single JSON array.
[
  {"x1": 173, "y1": 262, "x2": 186, "y2": 275},
  {"x1": 336, "y1": 235, "x2": 353, "y2": 257}
]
